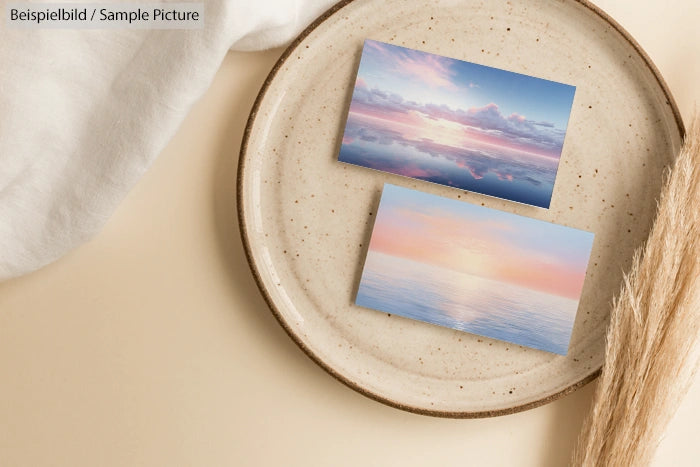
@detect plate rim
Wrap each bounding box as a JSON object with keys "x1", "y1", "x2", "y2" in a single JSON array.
[{"x1": 236, "y1": 0, "x2": 685, "y2": 418}]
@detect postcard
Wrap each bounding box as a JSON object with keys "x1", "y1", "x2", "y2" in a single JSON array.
[
  {"x1": 339, "y1": 40, "x2": 576, "y2": 208},
  {"x1": 356, "y1": 184, "x2": 594, "y2": 355}
]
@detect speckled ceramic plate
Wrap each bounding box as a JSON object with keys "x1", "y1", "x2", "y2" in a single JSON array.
[{"x1": 238, "y1": 0, "x2": 683, "y2": 417}]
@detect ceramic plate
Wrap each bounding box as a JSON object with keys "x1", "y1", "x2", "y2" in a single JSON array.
[{"x1": 238, "y1": 0, "x2": 683, "y2": 417}]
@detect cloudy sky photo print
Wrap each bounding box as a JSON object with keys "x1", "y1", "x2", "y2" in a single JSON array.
[{"x1": 338, "y1": 40, "x2": 576, "y2": 208}]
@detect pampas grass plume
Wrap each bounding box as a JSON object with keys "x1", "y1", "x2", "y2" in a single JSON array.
[{"x1": 572, "y1": 117, "x2": 700, "y2": 466}]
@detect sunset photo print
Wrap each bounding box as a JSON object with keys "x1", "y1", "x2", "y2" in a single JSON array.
[
  {"x1": 356, "y1": 185, "x2": 594, "y2": 355},
  {"x1": 339, "y1": 40, "x2": 576, "y2": 208}
]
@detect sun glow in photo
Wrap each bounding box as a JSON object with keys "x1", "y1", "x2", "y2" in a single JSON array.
[
  {"x1": 356, "y1": 185, "x2": 595, "y2": 355},
  {"x1": 339, "y1": 40, "x2": 576, "y2": 208}
]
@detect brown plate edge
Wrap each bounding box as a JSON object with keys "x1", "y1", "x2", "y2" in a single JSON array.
[{"x1": 235, "y1": 0, "x2": 685, "y2": 418}]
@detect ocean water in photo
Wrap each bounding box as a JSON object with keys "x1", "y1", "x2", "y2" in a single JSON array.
[
  {"x1": 339, "y1": 136, "x2": 557, "y2": 208},
  {"x1": 356, "y1": 252, "x2": 578, "y2": 355}
]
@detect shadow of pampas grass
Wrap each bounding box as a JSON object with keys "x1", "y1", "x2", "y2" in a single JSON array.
[{"x1": 572, "y1": 116, "x2": 700, "y2": 466}]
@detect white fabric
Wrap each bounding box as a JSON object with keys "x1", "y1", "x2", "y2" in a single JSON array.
[{"x1": 0, "y1": 0, "x2": 338, "y2": 280}]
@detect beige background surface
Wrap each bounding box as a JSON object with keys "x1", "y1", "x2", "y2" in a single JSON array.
[{"x1": 0, "y1": 1, "x2": 698, "y2": 465}]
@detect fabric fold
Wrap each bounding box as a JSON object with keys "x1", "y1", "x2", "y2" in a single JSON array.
[{"x1": 0, "y1": 0, "x2": 338, "y2": 280}]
